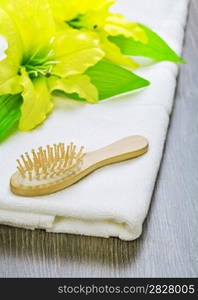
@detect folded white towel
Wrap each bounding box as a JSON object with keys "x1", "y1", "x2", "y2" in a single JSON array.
[{"x1": 0, "y1": 0, "x2": 189, "y2": 240}]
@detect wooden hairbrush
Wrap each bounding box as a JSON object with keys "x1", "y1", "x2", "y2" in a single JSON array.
[{"x1": 10, "y1": 136, "x2": 149, "y2": 197}]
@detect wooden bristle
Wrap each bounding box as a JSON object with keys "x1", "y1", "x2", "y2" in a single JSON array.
[{"x1": 16, "y1": 142, "x2": 85, "y2": 181}]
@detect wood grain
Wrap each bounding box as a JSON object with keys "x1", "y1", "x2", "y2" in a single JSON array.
[{"x1": 0, "y1": 0, "x2": 197, "y2": 278}]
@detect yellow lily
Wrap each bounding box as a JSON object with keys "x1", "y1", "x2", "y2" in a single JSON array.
[
  {"x1": 48, "y1": 0, "x2": 148, "y2": 68},
  {"x1": 0, "y1": 0, "x2": 104, "y2": 131}
]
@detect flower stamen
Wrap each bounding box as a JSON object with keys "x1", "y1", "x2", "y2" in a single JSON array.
[{"x1": 21, "y1": 49, "x2": 58, "y2": 78}]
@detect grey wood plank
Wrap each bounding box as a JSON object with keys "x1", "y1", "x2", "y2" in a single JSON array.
[{"x1": 0, "y1": 0, "x2": 197, "y2": 278}]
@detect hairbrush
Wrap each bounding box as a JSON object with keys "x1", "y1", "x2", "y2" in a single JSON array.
[{"x1": 10, "y1": 136, "x2": 149, "y2": 197}]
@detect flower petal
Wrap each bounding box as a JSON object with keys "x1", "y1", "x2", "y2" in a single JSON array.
[
  {"x1": 78, "y1": 0, "x2": 115, "y2": 11},
  {"x1": 49, "y1": 74, "x2": 98, "y2": 103},
  {"x1": 0, "y1": 8, "x2": 22, "y2": 84},
  {"x1": 53, "y1": 30, "x2": 104, "y2": 77},
  {"x1": 49, "y1": 0, "x2": 115, "y2": 22},
  {"x1": 100, "y1": 34, "x2": 139, "y2": 68},
  {"x1": 0, "y1": 0, "x2": 55, "y2": 55},
  {"x1": 105, "y1": 14, "x2": 148, "y2": 43},
  {"x1": 0, "y1": 75, "x2": 22, "y2": 95},
  {"x1": 19, "y1": 69, "x2": 53, "y2": 131}
]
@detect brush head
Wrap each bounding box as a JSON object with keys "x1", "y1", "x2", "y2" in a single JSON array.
[{"x1": 15, "y1": 142, "x2": 85, "y2": 187}]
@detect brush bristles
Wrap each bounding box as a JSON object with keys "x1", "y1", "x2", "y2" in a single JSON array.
[{"x1": 16, "y1": 143, "x2": 85, "y2": 181}]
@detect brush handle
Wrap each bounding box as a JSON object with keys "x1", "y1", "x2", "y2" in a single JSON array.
[
  {"x1": 83, "y1": 136, "x2": 148, "y2": 170},
  {"x1": 60, "y1": 135, "x2": 149, "y2": 191}
]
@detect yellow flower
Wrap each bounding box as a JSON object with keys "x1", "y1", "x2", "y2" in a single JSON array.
[
  {"x1": 48, "y1": 0, "x2": 115, "y2": 22},
  {"x1": 49, "y1": 0, "x2": 148, "y2": 68},
  {"x1": 0, "y1": 0, "x2": 104, "y2": 130}
]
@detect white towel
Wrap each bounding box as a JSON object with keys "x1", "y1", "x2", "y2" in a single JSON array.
[{"x1": 0, "y1": 0, "x2": 189, "y2": 240}]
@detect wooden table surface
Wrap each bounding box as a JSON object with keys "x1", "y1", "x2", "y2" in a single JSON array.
[{"x1": 0, "y1": 0, "x2": 197, "y2": 278}]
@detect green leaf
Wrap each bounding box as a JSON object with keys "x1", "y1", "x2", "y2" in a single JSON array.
[
  {"x1": 85, "y1": 59, "x2": 150, "y2": 100},
  {"x1": 109, "y1": 24, "x2": 184, "y2": 63},
  {"x1": 0, "y1": 94, "x2": 22, "y2": 142},
  {"x1": 58, "y1": 59, "x2": 149, "y2": 101}
]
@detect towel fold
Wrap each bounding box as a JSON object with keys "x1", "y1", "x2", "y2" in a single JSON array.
[{"x1": 0, "y1": 0, "x2": 189, "y2": 240}]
